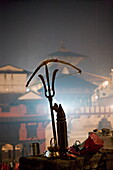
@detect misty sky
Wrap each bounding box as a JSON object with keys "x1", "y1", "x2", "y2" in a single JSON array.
[{"x1": 0, "y1": 0, "x2": 113, "y2": 77}]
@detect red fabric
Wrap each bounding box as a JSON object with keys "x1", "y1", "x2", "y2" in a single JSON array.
[
  {"x1": 84, "y1": 132, "x2": 103, "y2": 148},
  {"x1": 68, "y1": 132, "x2": 104, "y2": 157},
  {"x1": 79, "y1": 132, "x2": 103, "y2": 155},
  {"x1": 79, "y1": 145, "x2": 103, "y2": 155},
  {"x1": 90, "y1": 132, "x2": 104, "y2": 145},
  {"x1": 84, "y1": 136, "x2": 94, "y2": 148}
]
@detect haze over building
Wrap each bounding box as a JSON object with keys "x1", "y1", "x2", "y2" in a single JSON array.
[
  {"x1": 0, "y1": 0, "x2": 113, "y2": 76},
  {"x1": 0, "y1": 44, "x2": 113, "y2": 162}
]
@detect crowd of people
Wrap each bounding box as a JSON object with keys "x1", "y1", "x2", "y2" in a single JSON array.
[{"x1": 0, "y1": 161, "x2": 19, "y2": 170}]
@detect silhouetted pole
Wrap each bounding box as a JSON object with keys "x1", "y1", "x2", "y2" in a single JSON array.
[
  {"x1": 45, "y1": 65, "x2": 57, "y2": 145},
  {"x1": 38, "y1": 65, "x2": 58, "y2": 146}
]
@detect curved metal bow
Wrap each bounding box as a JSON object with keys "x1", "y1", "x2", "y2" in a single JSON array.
[{"x1": 26, "y1": 59, "x2": 82, "y2": 87}]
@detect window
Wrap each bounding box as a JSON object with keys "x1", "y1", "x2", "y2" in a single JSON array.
[
  {"x1": 27, "y1": 104, "x2": 37, "y2": 114},
  {"x1": 27, "y1": 124, "x2": 37, "y2": 138},
  {"x1": 1, "y1": 105, "x2": 10, "y2": 112}
]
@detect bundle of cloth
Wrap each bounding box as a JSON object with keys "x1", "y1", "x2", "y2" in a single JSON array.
[{"x1": 68, "y1": 132, "x2": 104, "y2": 159}]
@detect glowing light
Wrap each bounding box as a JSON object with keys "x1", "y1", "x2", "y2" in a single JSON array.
[
  {"x1": 95, "y1": 95, "x2": 98, "y2": 100},
  {"x1": 103, "y1": 81, "x2": 108, "y2": 87},
  {"x1": 26, "y1": 88, "x2": 30, "y2": 92},
  {"x1": 38, "y1": 83, "x2": 43, "y2": 89},
  {"x1": 110, "y1": 105, "x2": 113, "y2": 108},
  {"x1": 53, "y1": 98, "x2": 58, "y2": 104}
]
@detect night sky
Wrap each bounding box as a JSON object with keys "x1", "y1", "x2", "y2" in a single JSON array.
[{"x1": 0, "y1": 0, "x2": 113, "y2": 77}]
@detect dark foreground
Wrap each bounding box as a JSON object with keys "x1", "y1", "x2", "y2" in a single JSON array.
[{"x1": 19, "y1": 149, "x2": 113, "y2": 170}]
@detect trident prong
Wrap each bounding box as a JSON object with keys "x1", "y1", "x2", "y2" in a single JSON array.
[{"x1": 38, "y1": 64, "x2": 59, "y2": 145}]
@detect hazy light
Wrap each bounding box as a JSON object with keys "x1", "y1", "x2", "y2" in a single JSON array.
[
  {"x1": 102, "y1": 81, "x2": 108, "y2": 87},
  {"x1": 26, "y1": 88, "x2": 30, "y2": 92},
  {"x1": 31, "y1": 86, "x2": 38, "y2": 92},
  {"x1": 53, "y1": 98, "x2": 58, "y2": 104},
  {"x1": 95, "y1": 95, "x2": 98, "y2": 100}
]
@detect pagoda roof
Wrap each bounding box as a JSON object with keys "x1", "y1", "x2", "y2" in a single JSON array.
[
  {"x1": 18, "y1": 90, "x2": 43, "y2": 100},
  {"x1": 38, "y1": 72, "x2": 97, "y2": 96},
  {"x1": 48, "y1": 64, "x2": 108, "y2": 87},
  {"x1": 0, "y1": 65, "x2": 31, "y2": 74},
  {"x1": 48, "y1": 41, "x2": 87, "y2": 58},
  {"x1": 78, "y1": 72, "x2": 110, "y2": 86},
  {"x1": 0, "y1": 93, "x2": 22, "y2": 105},
  {"x1": 55, "y1": 73, "x2": 97, "y2": 90},
  {"x1": 48, "y1": 50, "x2": 87, "y2": 58},
  {"x1": 48, "y1": 47, "x2": 87, "y2": 58}
]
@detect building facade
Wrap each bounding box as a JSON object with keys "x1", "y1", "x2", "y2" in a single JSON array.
[
  {"x1": 0, "y1": 65, "x2": 49, "y2": 162},
  {"x1": 0, "y1": 45, "x2": 113, "y2": 161}
]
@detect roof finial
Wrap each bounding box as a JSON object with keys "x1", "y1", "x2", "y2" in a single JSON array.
[{"x1": 59, "y1": 38, "x2": 68, "y2": 52}]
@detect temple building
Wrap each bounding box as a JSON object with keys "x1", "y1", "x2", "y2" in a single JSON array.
[
  {"x1": 45, "y1": 43, "x2": 113, "y2": 146},
  {"x1": 0, "y1": 65, "x2": 49, "y2": 162},
  {"x1": 0, "y1": 43, "x2": 113, "y2": 162},
  {"x1": 48, "y1": 39, "x2": 87, "y2": 66},
  {"x1": 92, "y1": 69, "x2": 113, "y2": 107}
]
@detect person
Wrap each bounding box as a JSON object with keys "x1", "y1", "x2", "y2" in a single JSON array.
[
  {"x1": 9, "y1": 161, "x2": 13, "y2": 170},
  {"x1": 1, "y1": 162, "x2": 9, "y2": 170},
  {"x1": 14, "y1": 161, "x2": 19, "y2": 170},
  {"x1": 0, "y1": 162, "x2": 2, "y2": 170}
]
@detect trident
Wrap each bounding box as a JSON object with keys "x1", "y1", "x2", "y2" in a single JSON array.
[
  {"x1": 38, "y1": 65, "x2": 58, "y2": 145},
  {"x1": 26, "y1": 59, "x2": 82, "y2": 146}
]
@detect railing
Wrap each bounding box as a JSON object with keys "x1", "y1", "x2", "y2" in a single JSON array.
[
  {"x1": 66, "y1": 106, "x2": 113, "y2": 115},
  {"x1": 0, "y1": 105, "x2": 49, "y2": 117},
  {"x1": 0, "y1": 105, "x2": 113, "y2": 117}
]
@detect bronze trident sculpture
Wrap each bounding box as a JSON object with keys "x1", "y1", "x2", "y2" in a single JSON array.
[{"x1": 26, "y1": 59, "x2": 82, "y2": 147}]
